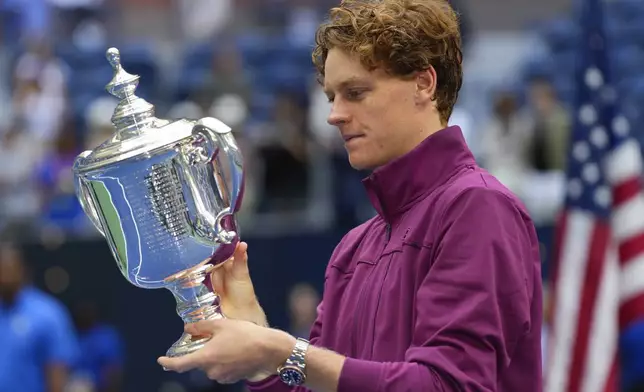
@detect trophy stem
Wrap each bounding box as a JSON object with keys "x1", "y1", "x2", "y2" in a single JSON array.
[{"x1": 165, "y1": 263, "x2": 224, "y2": 357}]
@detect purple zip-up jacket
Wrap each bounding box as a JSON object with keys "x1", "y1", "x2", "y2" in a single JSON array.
[{"x1": 248, "y1": 126, "x2": 542, "y2": 392}]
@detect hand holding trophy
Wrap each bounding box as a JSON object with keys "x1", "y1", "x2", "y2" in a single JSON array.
[{"x1": 72, "y1": 48, "x2": 245, "y2": 357}]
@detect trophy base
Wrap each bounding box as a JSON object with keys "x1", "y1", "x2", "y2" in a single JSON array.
[
  {"x1": 165, "y1": 262, "x2": 228, "y2": 358},
  {"x1": 166, "y1": 331, "x2": 212, "y2": 358}
]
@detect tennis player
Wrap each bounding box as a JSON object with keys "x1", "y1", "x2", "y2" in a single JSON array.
[{"x1": 160, "y1": 1, "x2": 543, "y2": 391}]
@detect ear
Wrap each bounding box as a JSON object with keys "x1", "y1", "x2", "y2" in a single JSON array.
[{"x1": 414, "y1": 67, "x2": 437, "y2": 106}]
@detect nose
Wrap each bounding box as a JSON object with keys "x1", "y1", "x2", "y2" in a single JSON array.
[{"x1": 327, "y1": 101, "x2": 350, "y2": 127}]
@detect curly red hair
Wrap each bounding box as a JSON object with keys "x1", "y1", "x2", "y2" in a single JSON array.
[{"x1": 312, "y1": 0, "x2": 463, "y2": 124}]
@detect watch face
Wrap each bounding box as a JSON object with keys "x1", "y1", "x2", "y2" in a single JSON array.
[{"x1": 279, "y1": 368, "x2": 305, "y2": 386}]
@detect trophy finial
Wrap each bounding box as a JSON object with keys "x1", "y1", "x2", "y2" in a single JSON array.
[
  {"x1": 106, "y1": 47, "x2": 121, "y2": 69},
  {"x1": 104, "y1": 46, "x2": 155, "y2": 134}
]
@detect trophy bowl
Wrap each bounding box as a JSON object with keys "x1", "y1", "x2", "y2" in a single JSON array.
[{"x1": 72, "y1": 48, "x2": 245, "y2": 357}]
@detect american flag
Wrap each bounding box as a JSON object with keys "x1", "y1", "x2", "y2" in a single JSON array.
[{"x1": 544, "y1": 0, "x2": 644, "y2": 391}]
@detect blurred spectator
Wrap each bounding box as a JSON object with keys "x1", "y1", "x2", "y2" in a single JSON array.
[
  {"x1": 177, "y1": 0, "x2": 232, "y2": 42},
  {"x1": 12, "y1": 39, "x2": 68, "y2": 144},
  {"x1": 284, "y1": 0, "x2": 321, "y2": 48},
  {"x1": 68, "y1": 300, "x2": 123, "y2": 392},
  {"x1": 84, "y1": 96, "x2": 117, "y2": 149},
  {"x1": 255, "y1": 91, "x2": 311, "y2": 212},
  {"x1": 0, "y1": 120, "x2": 45, "y2": 237},
  {"x1": 448, "y1": 104, "x2": 475, "y2": 155},
  {"x1": 478, "y1": 89, "x2": 533, "y2": 195},
  {"x1": 287, "y1": 283, "x2": 320, "y2": 339},
  {"x1": 47, "y1": 0, "x2": 105, "y2": 42},
  {"x1": 37, "y1": 123, "x2": 86, "y2": 235},
  {"x1": 526, "y1": 76, "x2": 571, "y2": 173},
  {"x1": 0, "y1": 242, "x2": 79, "y2": 392},
  {"x1": 191, "y1": 43, "x2": 251, "y2": 119},
  {"x1": 0, "y1": 0, "x2": 51, "y2": 44}
]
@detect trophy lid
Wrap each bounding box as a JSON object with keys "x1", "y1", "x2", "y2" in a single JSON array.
[
  {"x1": 105, "y1": 47, "x2": 156, "y2": 132},
  {"x1": 73, "y1": 48, "x2": 193, "y2": 174}
]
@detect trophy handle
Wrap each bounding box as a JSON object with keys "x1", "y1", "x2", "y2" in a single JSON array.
[
  {"x1": 73, "y1": 152, "x2": 105, "y2": 236},
  {"x1": 181, "y1": 117, "x2": 244, "y2": 244}
]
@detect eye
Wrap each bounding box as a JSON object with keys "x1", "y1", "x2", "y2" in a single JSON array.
[
  {"x1": 327, "y1": 96, "x2": 335, "y2": 103},
  {"x1": 346, "y1": 89, "x2": 365, "y2": 101}
]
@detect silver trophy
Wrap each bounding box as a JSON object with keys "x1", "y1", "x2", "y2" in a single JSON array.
[{"x1": 72, "y1": 48, "x2": 245, "y2": 357}]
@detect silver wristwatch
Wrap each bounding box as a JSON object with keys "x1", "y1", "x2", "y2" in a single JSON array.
[{"x1": 277, "y1": 338, "x2": 309, "y2": 386}]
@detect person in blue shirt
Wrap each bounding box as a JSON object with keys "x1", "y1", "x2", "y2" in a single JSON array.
[
  {"x1": 0, "y1": 242, "x2": 79, "y2": 392},
  {"x1": 620, "y1": 319, "x2": 644, "y2": 392},
  {"x1": 70, "y1": 299, "x2": 124, "y2": 392}
]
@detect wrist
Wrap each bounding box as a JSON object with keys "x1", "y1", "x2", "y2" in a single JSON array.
[
  {"x1": 247, "y1": 371, "x2": 275, "y2": 383},
  {"x1": 263, "y1": 329, "x2": 297, "y2": 373},
  {"x1": 247, "y1": 303, "x2": 269, "y2": 327}
]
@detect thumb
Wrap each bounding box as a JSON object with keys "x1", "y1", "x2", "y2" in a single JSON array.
[
  {"x1": 210, "y1": 267, "x2": 225, "y2": 296},
  {"x1": 230, "y1": 241, "x2": 250, "y2": 279},
  {"x1": 185, "y1": 319, "x2": 224, "y2": 336}
]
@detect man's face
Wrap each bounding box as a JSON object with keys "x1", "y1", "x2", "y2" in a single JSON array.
[
  {"x1": 0, "y1": 247, "x2": 24, "y2": 302},
  {"x1": 323, "y1": 48, "x2": 425, "y2": 170},
  {"x1": 529, "y1": 81, "x2": 556, "y2": 115}
]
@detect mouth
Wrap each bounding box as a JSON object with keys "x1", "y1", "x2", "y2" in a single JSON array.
[{"x1": 342, "y1": 134, "x2": 364, "y2": 142}]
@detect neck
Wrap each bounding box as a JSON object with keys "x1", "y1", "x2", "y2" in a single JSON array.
[
  {"x1": 399, "y1": 119, "x2": 445, "y2": 160},
  {"x1": 0, "y1": 290, "x2": 20, "y2": 308}
]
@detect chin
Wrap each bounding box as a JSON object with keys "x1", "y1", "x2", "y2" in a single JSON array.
[{"x1": 347, "y1": 153, "x2": 378, "y2": 171}]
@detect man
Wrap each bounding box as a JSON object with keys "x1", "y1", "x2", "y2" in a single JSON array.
[
  {"x1": 159, "y1": 1, "x2": 543, "y2": 391},
  {"x1": 69, "y1": 300, "x2": 124, "y2": 392},
  {"x1": 0, "y1": 242, "x2": 79, "y2": 392}
]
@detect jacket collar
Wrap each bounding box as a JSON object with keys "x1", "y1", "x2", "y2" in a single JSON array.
[{"x1": 362, "y1": 125, "x2": 475, "y2": 224}]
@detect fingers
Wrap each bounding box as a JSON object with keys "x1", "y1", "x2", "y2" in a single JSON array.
[
  {"x1": 210, "y1": 267, "x2": 225, "y2": 295},
  {"x1": 158, "y1": 351, "x2": 206, "y2": 373},
  {"x1": 230, "y1": 241, "x2": 250, "y2": 279},
  {"x1": 185, "y1": 319, "x2": 223, "y2": 336},
  {"x1": 161, "y1": 320, "x2": 227, "y2": 372},
  {"x1": 184, "y1": 323, "x2": 209, "y2": 338}
]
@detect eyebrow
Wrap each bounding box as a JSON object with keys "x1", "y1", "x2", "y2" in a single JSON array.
[{"x1": 324, "y1": 77, "x2": 370, "y2": 96}]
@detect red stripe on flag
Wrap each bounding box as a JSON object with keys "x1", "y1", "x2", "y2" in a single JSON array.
[
  {"x1": 618, "y1": 232, "x2": 644, "y2": 266},
  {"x1": 613, "y1": 177, "x2": 641, "y2": 206},
  {"x1": 567, "y1": 221, "x2": 611, "y2": 392},
  {"x1": 620, "y1": 293, "x2": 644, "y2": 330},
  {"x1": 603, "y1": 355, "x2": 620, "y2": 392}
]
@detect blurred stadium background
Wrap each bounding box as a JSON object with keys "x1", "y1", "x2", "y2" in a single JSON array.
[{"x1": 1, "y1": 0, "x2": 644, "y2": 391}]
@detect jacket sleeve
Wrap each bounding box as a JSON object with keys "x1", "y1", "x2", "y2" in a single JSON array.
[{"x1": 336, "y1": 187, "x2": 535, "y2": 392}]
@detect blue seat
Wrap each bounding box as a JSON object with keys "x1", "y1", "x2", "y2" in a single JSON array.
[
  {"x1": 0, "y1": 9, "x2": 21, "y2": 48},
  {"x1": 237, "y1": 34, "x2": 275, "y2": 70},
  {"x1": 248, "y1": 88, "x2": 276, "y2": 124},
  {"x1": 606, "y1": 0, "x2": 644, "y2": 24},
  {"x1": 612, "y1": 46, "x2": 644, "y2": 83},
  {"x1": 537, "y1": 18, "x2": 580, "y2": 53},
  {"x1": 173, "y1": 43, "x2": 215, "y2": 100},
  {"x1": 254, "y1": 60, "x2": 312, "y2": 99},
  {"x1": 56, "y1": 44, "x2": 107, "y2": 72},
  {"x1": 521, "y1": 56, "x2": 557, "y2": 82},
  {"x1": 182, "y1": 43, "x2": 214, "y2": 74},
  {"x1": 551, "y1": 50, "x2": 577, "y2": 77}
]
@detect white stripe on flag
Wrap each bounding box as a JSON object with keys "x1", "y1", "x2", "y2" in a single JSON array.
[
  {"x1": 621, "y1": 253, "x2": 644, "y2": 302},
  {"x1": 580, "y1": 244, "x2": 619, "y2": 392},
  {"x1": 611, "y1": 194, "x2": 644, "y2": 242},
  {"x1": 546, "y1": 210, "x2": 595, "y2": 392},
  {"x1": 605, "y1": 139, "x2": 643, "y2": 186}
]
